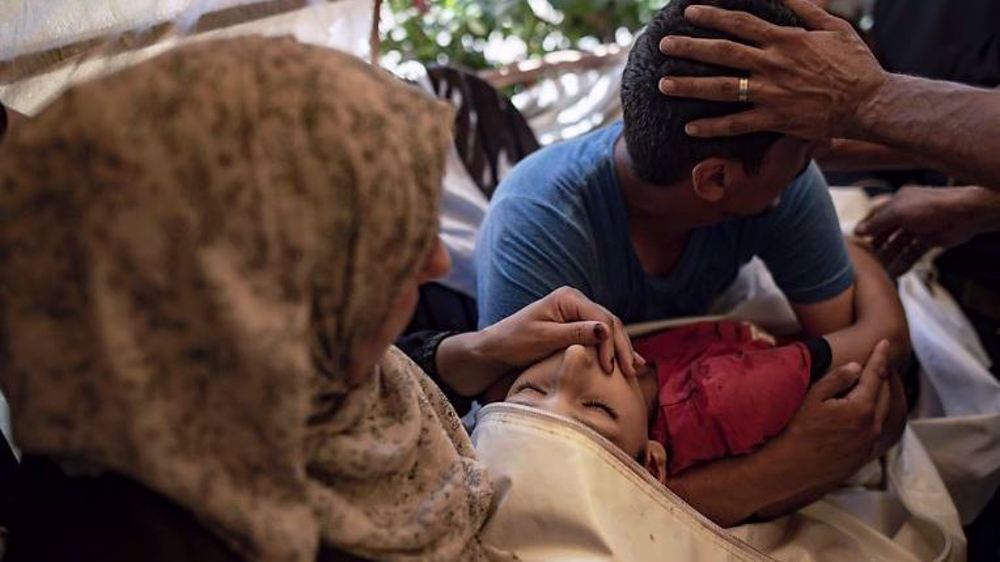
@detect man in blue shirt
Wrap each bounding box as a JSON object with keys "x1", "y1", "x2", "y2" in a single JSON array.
[
  {"x1": 476, "y1": 0, "x2": 909, "y2": 525},
  {"x1": 476, "y1": 0, "x2": 906, "y2": 371}
]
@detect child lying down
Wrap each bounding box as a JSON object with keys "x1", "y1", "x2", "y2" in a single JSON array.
[{"x1": 504, "y1": 320, "x2": 832, "y2": 478}]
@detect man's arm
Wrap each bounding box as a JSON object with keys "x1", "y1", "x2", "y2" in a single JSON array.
[
  {"x1": 855, "y1": 76, "x2": 1000, "y2": 187},
  {"x1": 752, "y1": 165, "x2": 908, "y2": 367},
  {"x1": 656, "y1": 0, "x2": 1000, "y2": 188},
  {"x1": 757, "y1": 169, "x2": 908, "y2": 460},
  {"x1": 800, "y1": 241, "x2": 911, "y2": 368},
  {"x1": 786, "y1": 242, "x2": 908, "y2": 461},
  {"x1": 793, "y1": 242, "x2": 908, "y2": 455},
  {"x1": 814, "y1": 139, "x2": 921, "y2": 173}
]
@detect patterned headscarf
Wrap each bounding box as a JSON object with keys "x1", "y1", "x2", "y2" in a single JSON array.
[{"x1": 0, "y1": 37, "x2": 493, "y2": 562}]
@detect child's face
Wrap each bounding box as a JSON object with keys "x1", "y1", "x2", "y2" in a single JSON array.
[{"x1": 505, "y1": 344, "x2": 651, "y2": 458}]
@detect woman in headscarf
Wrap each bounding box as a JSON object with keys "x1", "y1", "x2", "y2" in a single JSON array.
[{"x1": 0, "y1": 37, "x2": 637, "y2": 562}]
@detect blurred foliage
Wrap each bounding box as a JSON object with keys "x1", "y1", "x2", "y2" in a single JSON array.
[{"x1": 382, "y1": 0, "x2": 668, "y2": 70}]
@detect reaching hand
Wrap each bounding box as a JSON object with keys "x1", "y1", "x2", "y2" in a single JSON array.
[
  {"x1": 855, "y1": 186, "x2": 1000, "y2": 277},
  {"x1": 657, "y1": 0, "x2": 886, "y2": 140},
  {"x1": 476, "y1": 286, "x2": 643, "y2": 377},
  {"x1": 436, "y1": 287, "x2": 644, "y2": 398}
]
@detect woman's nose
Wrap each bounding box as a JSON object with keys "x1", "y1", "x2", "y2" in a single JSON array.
[{"x1": 418, "y1": 237, "x2": 451, "y2": 284}]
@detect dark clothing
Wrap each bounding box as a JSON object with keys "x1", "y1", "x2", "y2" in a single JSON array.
[
  {"x1": 6, "y1": 457, "x2": 370, "y2": 562},
  {"x1": 405, "y1": 282, "x2": 478, "y2": 335},
  {"x1": 7, "y1": 457, "x2": 243, "y2": 562},
  {"x1": 396, "y1": 328, "x2": 474, "y2": 417},
  {"x1": 873, "y1": 0, "x2": 1000, "y2": 88}
]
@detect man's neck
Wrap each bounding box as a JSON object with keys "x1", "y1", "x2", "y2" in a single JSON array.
[
  {"x1": 613, "y1": 136, "x2": 707, "y2": 277},
  {"x1": 612, "y1": 136, "x2": 703, "y2": 236}
]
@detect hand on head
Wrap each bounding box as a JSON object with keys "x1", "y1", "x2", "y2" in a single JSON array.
[
  {"x1": 434, "y1": 287, "x2": 644, "y2": 400},
  {"x1": 478, "y1": 286, "x2": 645, "y2": 378},
  {"x1": 657, "y1": 0, "x2": 887, "y2": 140}
]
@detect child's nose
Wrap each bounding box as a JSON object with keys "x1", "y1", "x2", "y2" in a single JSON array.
[{"x1": 553, "y1": 344, "x2": 597, "y2": 387}]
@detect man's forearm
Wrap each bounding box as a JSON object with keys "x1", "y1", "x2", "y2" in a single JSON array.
[
  {"x1": 855, "y1": 75, "x2": 1000, "y2": 188},
  {"x1": 664, "y1": 436, "x2": 814, "y2": 528},
  {"x1": 815, "y1": 139, "x2": 920, "y2": 173},
  {"x1": 825, "y1": 242, "x2": 910, "y2": 368}
]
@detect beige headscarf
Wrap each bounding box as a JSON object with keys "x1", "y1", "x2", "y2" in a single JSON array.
[{"x1": 0, "y1": 37, "x2": 493, "y2": 562}]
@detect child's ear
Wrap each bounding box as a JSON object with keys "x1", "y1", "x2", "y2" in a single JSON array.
[{"x1": 643, "y1": 441, "x2": 668, "y2": 484}]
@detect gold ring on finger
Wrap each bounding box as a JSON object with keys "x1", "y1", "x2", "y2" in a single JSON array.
[{"x1": 737, "y1": 77, "x2": 750, "y2": 103}]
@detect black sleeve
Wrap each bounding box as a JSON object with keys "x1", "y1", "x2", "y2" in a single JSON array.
[
  {"x1": 802, "y1": 336, "x2": 833, "y2": 384},
  {"x1": 396, "y1": 330, "x2": 474, "y2": 416}
]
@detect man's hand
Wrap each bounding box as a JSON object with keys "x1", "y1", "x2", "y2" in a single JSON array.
[
  {"x1": 664, "y1": 339, "x2": 895, "y2": 527},
  {"x1": 776, "y1": 339, "x2": 893, "y2": 491},
  {"x1": 436, "y1": 287, "x2": 643, "y2": 397},
  {"x1": 856, "y1": 186, "x2": 1000, "y2": 277},
  {"x1": 656, "y1": 0, "x2": 887, "y2": 139}
]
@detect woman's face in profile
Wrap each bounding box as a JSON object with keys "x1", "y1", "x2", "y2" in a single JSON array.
[
  {"x1": 505, "y1": 344, "x2": 651, "y2": 459},
  {"x1": 347, "y1": 236, "x2": 451, "y2": 385}
]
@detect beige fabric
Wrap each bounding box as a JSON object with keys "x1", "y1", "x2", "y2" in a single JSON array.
[
  {"x1": 473, "y1": 403, "x2": 773, "y2": 562},
  {"x1": 0, "y1": 36, "x2": 493, "y2": 562},
  {"x1": 474, "y1": 402, "x2": 965, "y2": 562}
]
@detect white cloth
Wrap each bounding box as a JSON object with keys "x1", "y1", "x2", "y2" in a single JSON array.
[
  {"x1": 411, "y1": 72, "x2": 491, "y2": 298},
  {"x1": 0, "y1": 0, "x2": 370, "y2": 114},
  {"x1": 902, "y1": 271, "x2": 1000, "y2": 523},
  {"x1": 436, "y1": 142, "x2": 489, "y2": 297}
]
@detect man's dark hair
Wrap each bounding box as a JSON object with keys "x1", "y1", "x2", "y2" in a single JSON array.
[{"x1": 621, "y1": 0, "x2": 802, "y2": 185}]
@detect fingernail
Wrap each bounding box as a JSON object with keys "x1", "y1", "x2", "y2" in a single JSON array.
[
  {"x1": 845, "y1": 362, "x2": 862, "y2": 373},
  {"x1": 685, "y1": 5, "x2": 704, "y2": 18},
  {"x1": 685, "y1": 124, "x2": 700, "y2": 136},
  {"x1": 634, "y1": 352, "x2": 647, "y2": 366},
  {"x1": 659, "y1": 36, "x2": 674, "y2": 52},
  {"x1": 659, "y1": 78, "x2": 676, "y2": 93},
  {"x1": 594, "y1": 323, "x2": 609, "y2": 341}
]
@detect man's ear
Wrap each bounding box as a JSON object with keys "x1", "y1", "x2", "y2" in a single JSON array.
[
  {"x1": 643, "y1": 440, "x2": 668, "y2": 484},
  {"x1": 691, "y1": 158, "x2": 727, "y2": 203}
]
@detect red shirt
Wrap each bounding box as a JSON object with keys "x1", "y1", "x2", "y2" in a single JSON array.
[{"x1": 634, "y1": 321, "x2": 810, "y2": 475}]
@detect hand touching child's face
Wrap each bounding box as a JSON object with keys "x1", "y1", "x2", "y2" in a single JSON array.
[{"x1": 505, "y1": 344, "x2": 652, "y2": 459}]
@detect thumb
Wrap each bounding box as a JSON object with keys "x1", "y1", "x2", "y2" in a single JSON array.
[{"x1": 811, "y1": 362, "x2": 862, "y2": 400}]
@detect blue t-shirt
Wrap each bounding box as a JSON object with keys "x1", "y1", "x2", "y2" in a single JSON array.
[{"x1": 475, "y1": 122, "x2": 854, "y2": 328}]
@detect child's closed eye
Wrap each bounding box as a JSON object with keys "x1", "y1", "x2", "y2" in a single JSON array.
[
  {"x1": 510, "y1": 382, "x2": 546, "y2": 396},
  {"x1": 583, "y1": 399, "x2": 619, "y2": 420}
]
